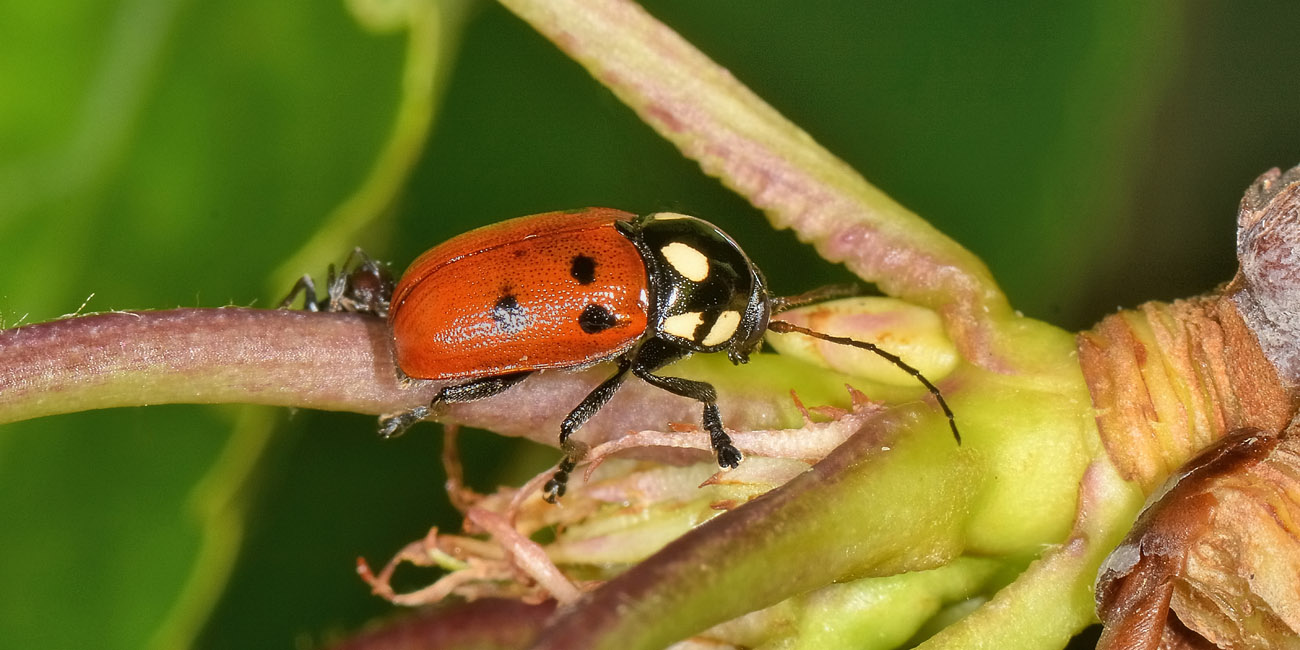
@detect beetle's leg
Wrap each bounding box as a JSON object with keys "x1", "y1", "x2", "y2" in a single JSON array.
[
  {"x1": 559, "y1": 357, "x2": 635, "y2": 443},
  {"x1": 627, "y1": 337, "x2": 743, "y2": 469},
  {"x1": 631, "y1": 368, "x2": 743, "y2": 470},
  {"x1": 431, "y1": 371, "x2": 531, "y2": 406},
  {"x1": 278, "y1": 275, "x2": 321, "y2": 311},
  {"x1": 377, "y1": 371, "x2": 531, "y2": 439},
  {"x1": 544, "y1": 357, "x2": 635, "y2": 502}
]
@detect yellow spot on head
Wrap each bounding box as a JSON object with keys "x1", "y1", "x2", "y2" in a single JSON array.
[
  {"x1": 661, "y1": 242, "x2": 709, "y2": 282},
  {"x1": 702, "y1": 310, "x2": 741, "y2": 346},
  {"x1": 662, "y1": 312, "x2": 704, "y2": 340}
]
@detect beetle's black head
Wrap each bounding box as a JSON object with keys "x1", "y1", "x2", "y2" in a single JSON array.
[{"x1": 617, "y1": 213, "x2": 770, "y2": 361}]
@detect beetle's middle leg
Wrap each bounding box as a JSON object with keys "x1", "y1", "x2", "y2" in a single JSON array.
[{"x1": 378, "y1": 371, "x2": 531, "y2": 439}]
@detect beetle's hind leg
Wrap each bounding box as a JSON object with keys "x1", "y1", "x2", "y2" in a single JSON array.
[{"x1": 378, "y1": 371, "x2": 531, "y2": 439}]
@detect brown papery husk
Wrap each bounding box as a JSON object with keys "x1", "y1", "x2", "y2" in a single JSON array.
[
  {"x1": 1078, "y1": 294, "x2": 1295, "y2": 493},
  {"x1": 1094, "y1": 427, "x2": 1300, "y2": 649}
]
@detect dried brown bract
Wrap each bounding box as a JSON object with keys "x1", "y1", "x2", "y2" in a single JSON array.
[{"x1": 1095, "y1": 427, "x2": 1300, "y2": 649}]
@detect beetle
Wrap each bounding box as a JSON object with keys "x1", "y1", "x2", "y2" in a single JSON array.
[{"x1": 370, "y1": 207, "x2": 958, "y2": 503}]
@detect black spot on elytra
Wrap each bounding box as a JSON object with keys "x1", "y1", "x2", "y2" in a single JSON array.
[
  {"x1": 570, "y1": 255, "x2": 596, "y2": 284},
  {"x1": 492, "y1": 294, "x2": 528, "y2": 334},
  {"x1": 578, "y1": 304, "x2": 618, "y2": 334}
]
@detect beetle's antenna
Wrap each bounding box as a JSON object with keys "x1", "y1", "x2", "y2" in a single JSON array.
[
  {"x1": 770, "y1": 284, "x2": 862, "y2": 313},
  {"x1": 767, "y1": 320, "x2": 960, "y2": 444}
]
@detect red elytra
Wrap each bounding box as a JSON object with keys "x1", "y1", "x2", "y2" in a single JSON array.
[{"x1": 389, "y1": 208, "x2": 650, "y2": 379}]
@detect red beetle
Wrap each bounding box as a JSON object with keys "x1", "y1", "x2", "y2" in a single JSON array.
[{"x1": 286, "y1": 208, "x2": 957, "y2": 502}]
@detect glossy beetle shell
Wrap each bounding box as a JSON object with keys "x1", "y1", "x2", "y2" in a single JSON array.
[{"x1": 389, "y1": 208, "x2": 651, "y2": 379}]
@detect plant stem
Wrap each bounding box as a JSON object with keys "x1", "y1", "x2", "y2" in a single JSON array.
[
  {"x1": 0, "y1": 309, "x2": 406, "y2": 424},
  {"x1": 497, "y1": 0, "x2": 1014, "y2": 369}
]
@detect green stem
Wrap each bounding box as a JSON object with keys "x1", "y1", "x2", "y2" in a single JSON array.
[{"x1": 497, "y1": 0, "x2": 1012, "y2": 368}]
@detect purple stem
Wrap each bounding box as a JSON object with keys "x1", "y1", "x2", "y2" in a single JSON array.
[{"x1": 0, "y1": 308, "x2": 788, "y2": 452}]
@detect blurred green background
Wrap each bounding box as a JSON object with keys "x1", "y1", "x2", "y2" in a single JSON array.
[{"x1": 2, "y1": 1, "x2": 1297, "y2": 648}]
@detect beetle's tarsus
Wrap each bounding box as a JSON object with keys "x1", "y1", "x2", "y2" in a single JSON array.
[
  {"x1": 542, "y1": 455, "x2": 577, "y2": 504},
  {"x1": 715, "y1": 443, "x2": 743, "y2": 469}
]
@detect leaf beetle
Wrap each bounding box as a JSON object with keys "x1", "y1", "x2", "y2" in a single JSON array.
[{"x1": 368, "y1": 208, "x2": 959, "y2": 503}]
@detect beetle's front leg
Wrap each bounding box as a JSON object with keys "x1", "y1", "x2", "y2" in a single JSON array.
[
  {"x1": 632, "y1": 369, "x2": 742, "y2": 469},
  {"x1": 544, "y1": 358, "x2": 634, "y2": 502}
]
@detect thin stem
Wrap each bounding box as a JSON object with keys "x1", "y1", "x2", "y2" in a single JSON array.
[
  {"x1": 498, "y1": 0, "x2": 1013, "y2": 368},
  {"x1": 0, "y1": 308, "x2": 819, "y2": 451},
  {"x1": 0, "y1": 309, "x2": 409, "y2": 424}
]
